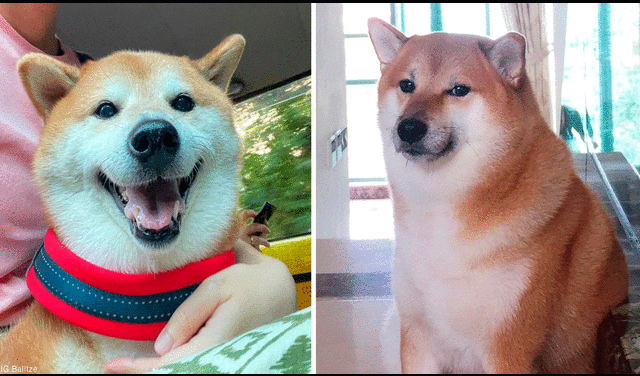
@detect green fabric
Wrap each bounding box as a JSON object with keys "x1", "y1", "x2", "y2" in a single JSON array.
[{"x1": 150, "y1": 307, "x2": 311, "y2": 374}]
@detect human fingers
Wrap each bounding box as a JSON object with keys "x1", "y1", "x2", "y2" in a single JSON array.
[
  {"x1": 153, "y1": 272, "x2": 231, "y2": 356},
  {"x1": 239, "y1": 209, "x2": 256, "y2": 222},
  {"x1": 246, "y1": 223, "x2": 270, "y2": 236},
  {"x1": 248, "y1": 235, "x2": 270, "y2": 250},
  {"x1": 104, "y1": 356, "x2": 162, "y2": 374}
]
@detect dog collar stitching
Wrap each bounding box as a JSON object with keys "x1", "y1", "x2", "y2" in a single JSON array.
[
  {"x1": 31, "y1": 243, "x2": 199, "y2": 324},
  {"x1": 26, "y1": 229, "x2": 235, "y2": 340}
]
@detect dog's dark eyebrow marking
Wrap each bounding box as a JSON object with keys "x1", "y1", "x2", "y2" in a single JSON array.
[{"x1": 448, "y1": 75, "x2": 471, "y2": 90}]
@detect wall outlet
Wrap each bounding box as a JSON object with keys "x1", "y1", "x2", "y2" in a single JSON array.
[{"x1": 330, "y1": 127, "x2": 348, "y2": 168}]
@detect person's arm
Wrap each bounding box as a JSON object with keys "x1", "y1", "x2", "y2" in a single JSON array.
[
  {"x1": 105, "y1": 240, "x2": 297, "y2": 373},
  {"x1": 0, "y1": 3, "x2": 61, "y2": 55}
]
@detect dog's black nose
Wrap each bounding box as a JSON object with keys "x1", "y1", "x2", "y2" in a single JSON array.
[
  {"x1": 129, "y1": 119, "x2": 180, "y2": 170},
  {"x1": 397, "y1": 118, "x2": 427, "y2": 144}
]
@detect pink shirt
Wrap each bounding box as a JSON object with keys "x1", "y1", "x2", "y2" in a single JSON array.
[{"x1": 0, "y1": 13, "x2": 80, "y2": 325}]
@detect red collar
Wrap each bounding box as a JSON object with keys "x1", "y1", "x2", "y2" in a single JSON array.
[{"x1": 26, "y1": 229, "x2": 235, "y2": 341}]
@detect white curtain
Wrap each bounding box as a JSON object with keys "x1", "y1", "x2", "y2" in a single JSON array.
[
  {"x1": 551, "y1": 3, "x2": 568, "y2": 137},
  {"x1": 501, "y1": 3, "x2": 556, "y2": 132}
]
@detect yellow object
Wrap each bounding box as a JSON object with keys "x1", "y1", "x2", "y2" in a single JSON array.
[{"x1": 262, "y1": 235, "x2": 311, "y2": 310}]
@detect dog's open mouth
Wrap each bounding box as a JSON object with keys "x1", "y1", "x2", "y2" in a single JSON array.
[{"x1": 98, "y1": 160, "x2": 202, "y2": 246}]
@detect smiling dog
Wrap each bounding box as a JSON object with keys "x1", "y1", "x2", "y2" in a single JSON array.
[
  {"x1": 0, "y1": 35, "x2": 245, "y2": 372},
  {"x1": 368, "y1": 18, "x2": 628, "y2": 373}
]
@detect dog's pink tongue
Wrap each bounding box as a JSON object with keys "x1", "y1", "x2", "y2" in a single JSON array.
[{"x1": 123, "y1": 179, "x2": 184, "y2": 230}]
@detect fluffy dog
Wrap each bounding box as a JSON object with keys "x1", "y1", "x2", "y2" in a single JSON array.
[
  {"x1": 0, "y1": 35, "x2": 245, "y2": 373},
  {"x1": 368, "y1": 18, "x2": 628, "y2": 373}
]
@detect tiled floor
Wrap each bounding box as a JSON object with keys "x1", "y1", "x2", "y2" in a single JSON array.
[
  {"x1": 316, "y1": 298, "x2": 400, "y2": 373},
  {"x1": 316, "y1": 152, "x2": 640, "y2": 374}
]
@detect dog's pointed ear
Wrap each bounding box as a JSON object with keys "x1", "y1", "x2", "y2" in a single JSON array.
[
  {"x1": 17, "y1": 53, "x2": 81, "y2": 118},
  {"x1": 368, "y1": 17, "x2": 407, "y2": 70},
  {"x1": 195, "y1": 34, "x2": 245, "y2": 92},
  {"x1": 479, "y1": 32, "x2": 526, "y2": 88}
]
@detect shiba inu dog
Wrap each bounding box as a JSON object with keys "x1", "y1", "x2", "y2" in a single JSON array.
[
  {"x1": 368, "y1": 18, "x2": 629, "y2": 373},
  {"x1": 0, "y1": 35, "x2": 245, "y2": 373}
]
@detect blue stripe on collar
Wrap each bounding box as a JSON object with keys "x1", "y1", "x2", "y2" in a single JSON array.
[{"x1": 31, "y1": 243, "x2": 198, "y2": 324}]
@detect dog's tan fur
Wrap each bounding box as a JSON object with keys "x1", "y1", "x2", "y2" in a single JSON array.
[
  {"x1": 0, "y1": 35, "x2": 246, "y2": 373},
  {"x1": 369, "y1": 18, "x2": 628, "y2": 373}
]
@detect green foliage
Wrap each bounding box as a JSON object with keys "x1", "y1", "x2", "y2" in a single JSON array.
[{"x1": 237, "y1": 84, "x2": 311, "y2": 240}]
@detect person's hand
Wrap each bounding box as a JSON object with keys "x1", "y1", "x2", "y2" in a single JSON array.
[
  {"x1": 104, "y1": 240, "x2": 297, "y2": 373},
  {"x1": 238, "y1": 209, "x2": 271, "y2": 250}
]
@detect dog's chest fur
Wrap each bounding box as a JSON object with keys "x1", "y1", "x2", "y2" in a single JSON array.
[
  {"x1": 53, "y1": 332, "x2": 155, "y2": 373},
  {"x1": 87, "y1": 333, "x2": 155, "y2": 363},
  {"x1": 393, "y1": 204, "x2": 531, "y2": 372}
]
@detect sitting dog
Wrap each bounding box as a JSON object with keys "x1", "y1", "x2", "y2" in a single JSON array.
[
  {"x1": 0, "y1": 34, "x2": 246, "y2": 373},
  {"x1": 368, "y1": 18, "x2": 629, "y2": 373}
]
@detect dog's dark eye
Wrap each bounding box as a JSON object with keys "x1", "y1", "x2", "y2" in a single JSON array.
[
  {"x1": 447, "y1": 85, "x2": 471, "y2": 97},
  {"x1": 171, "y1": 94, "x2": 195, "y2": 112},
  {"x1": 94, "y1": 101, "x2": 118, "y2": 119},
  {"x1": 398, "y1": 79, "x2": 415, "y2": 93}
]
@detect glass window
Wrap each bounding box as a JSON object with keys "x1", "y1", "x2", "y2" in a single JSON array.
[
  {"x1": 440, "y1": 3, "x2": 490, "y2": 35},
  {"x1": 343, "y1": 3, "x2": 391, "y2": 35},
  {"x1": 344, "y1": 37, "x2": 380, "y2": 82},
  {"x1": 562, "y1": 3, "x2": 640, "y2": 168},
  {"x1": 346, "y1": 84, "x2": 386, "y2": 181},
  {"x1": 234, "y1": 76, "x2": 311, "y2": 240}
]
